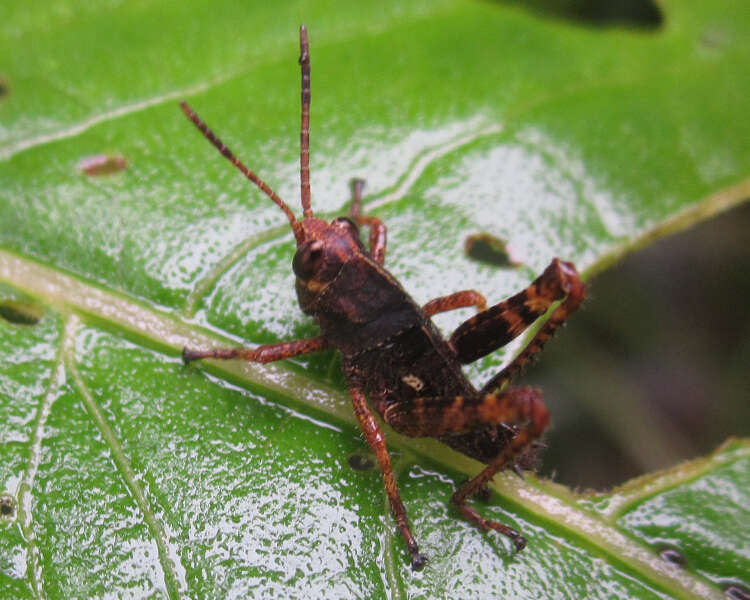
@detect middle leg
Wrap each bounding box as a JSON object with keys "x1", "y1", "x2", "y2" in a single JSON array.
[
  {"x1": 349, "y1": 178, "x2": 387, "y2": 264},
  {"x1": 422, "y1": 290, "x2": 487, "y2": 317},
  {"x1": 347, "y1": 382, "x2": 427, "y2": 570}
]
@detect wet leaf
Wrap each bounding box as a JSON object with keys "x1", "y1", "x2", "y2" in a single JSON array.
[{"x1": 1, "y1": 1, "x2": 749, "y2": 597}]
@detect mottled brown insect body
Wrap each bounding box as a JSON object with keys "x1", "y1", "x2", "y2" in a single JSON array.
[{"x1": 180, "y1": 26, "x2": 585, "y2": 570}]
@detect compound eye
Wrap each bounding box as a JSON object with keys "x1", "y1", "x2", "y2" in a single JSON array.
[
  {"x1": 332, "y1": 217, "x2": 359, "y2": 236},
  {"x1": 292, "y1": 240, "x2": 324, "y2": 280}
]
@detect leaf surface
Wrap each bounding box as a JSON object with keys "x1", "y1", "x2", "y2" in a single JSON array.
[{"x1": 1, "y1": 1, "x2": 749, "y2": 597}]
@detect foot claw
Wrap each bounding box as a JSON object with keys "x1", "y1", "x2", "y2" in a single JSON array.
[
  {"x1": 511, "y1": 464, "x2": 525, "y2": 480},
  {"x1": 182, "y1": 347, "x2": 199, "y2": 365},
  {"x1": 411, "y1": 553, "x2": 428, "y2": 571},
  {"x1": 511, "y1": 534, "x2": 527, "y2": 553}
]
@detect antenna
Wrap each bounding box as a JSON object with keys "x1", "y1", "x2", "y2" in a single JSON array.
[
  {"x1": 299, "y1": 25, "x2": 313, "y2": 218},
  {"x1": 179, "y1": 101, "x2": 303, "y2": 243}
]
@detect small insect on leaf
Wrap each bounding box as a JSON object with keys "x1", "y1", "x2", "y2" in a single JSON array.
[{"x1": 179, "y1": 25, "x2": 584, "y2": 571}]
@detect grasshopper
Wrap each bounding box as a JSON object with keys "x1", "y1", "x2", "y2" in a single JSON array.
[{"x1": 180, "y1": 25, "x2": 585, "y2": 570}]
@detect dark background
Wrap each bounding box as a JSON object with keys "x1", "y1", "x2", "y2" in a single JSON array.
[{"x1": 530, "y1": 200, "x2": 750, "y2": 490}]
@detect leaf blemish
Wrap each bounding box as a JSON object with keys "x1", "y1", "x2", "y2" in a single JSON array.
[
  {"x1": 658, "y1": 546, "x2": 687, "y2": 568},
  {"x1": 77, "y1": 153, "x2": 128, "y2": 176},
  {"x1": 347, "y1": 453, "x2": 375, "y2": 472},
  {"x1": 700, "y1": 27, "x2": 729, "y2": 51},
  {"x1": 0, "y1": 494, "x2": 15, "y2": 518},
  {"x1": 464, "y1": 233, "x2": 521, "y2": 269},
  {"x1": 0, "y1": 300, "x2": 43, "y2": 326}
]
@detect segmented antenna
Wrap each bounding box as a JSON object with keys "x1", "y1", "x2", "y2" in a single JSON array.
[
  {"x1": 299, "y1": 25, "x2": 313, "y2": 218},
  {"x1": 179, "y1": 101, "x2": 303, "y2": 243}
]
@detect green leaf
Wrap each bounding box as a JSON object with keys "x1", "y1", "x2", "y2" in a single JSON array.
[{"x1": 1, "y1": 1, "x2": 749, "y2": 597}]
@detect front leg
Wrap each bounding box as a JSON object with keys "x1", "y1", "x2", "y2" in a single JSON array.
[{"x1": 182, "y1": 336, "x2": 326, "y2": 364}]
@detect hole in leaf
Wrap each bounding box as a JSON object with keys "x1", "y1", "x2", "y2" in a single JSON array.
[
  {"x1": 0, "y1": 79, "x2": 8, "y2": 98},
  {"x1": 658, "y1": 546, "x2": 687, "y2": 568},
  {"x1": 0, "y1": 300, "x2": 43, "y2": 326},
  {"x1": 491, "y1": 0, "x2": 662, "y2": 29},
  {"x1": 464, "y1": 233, "x2": 521, "y2": 268},
  {"x1": 77, "y1": 153, "x2": 128, "y2": 176},
  {"x1": 0, "y1": 494, "x2": 15, "y2": 518},
  {"x1": 347, "y1": 453, "x2": 375, "y2": 471}
]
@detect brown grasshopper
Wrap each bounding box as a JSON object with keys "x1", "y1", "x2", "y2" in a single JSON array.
[{"x1": 180, "y1": 25, "x2": 585, "y2": 570}]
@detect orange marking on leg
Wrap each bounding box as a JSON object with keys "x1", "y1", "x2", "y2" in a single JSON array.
[
  {"x1": 423, "y1": 290, "x2": 487, "y2": 317},
  {"x1": 451, "y1": 387, "x2": 549, "y2": 547}
]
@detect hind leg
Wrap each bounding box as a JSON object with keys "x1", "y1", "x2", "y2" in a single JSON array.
[
  {"x1": 449, "y1": 388, "x2": 549, "y2": 551},
  {"x1": 381, "y1": 386, "x2": 549, "y2": 552}
]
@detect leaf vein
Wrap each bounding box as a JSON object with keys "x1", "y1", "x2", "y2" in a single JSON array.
[
  {"x1": 16, "y1": 315, "x2": 73, "y2": 599},
  {"x1": 66, "y1": 314, "x2": 189, "y2": 600}
]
